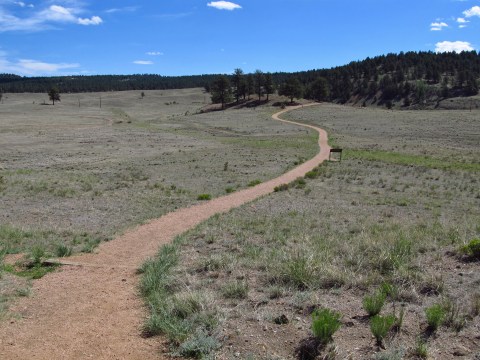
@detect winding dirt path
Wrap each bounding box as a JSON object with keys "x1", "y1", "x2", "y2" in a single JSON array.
[{"x1": 0, "y1": 104, "x2": 330, "y2": 359}]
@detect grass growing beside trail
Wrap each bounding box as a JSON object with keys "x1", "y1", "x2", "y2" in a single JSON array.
[{"x1": 141, "y1": 104, "x2": 479, "y2": 359}]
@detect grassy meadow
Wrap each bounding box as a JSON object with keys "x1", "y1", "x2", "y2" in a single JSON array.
[
  {"x1": 0, "y1": 89, "x2": 316, "y2": 312},
  {"x1": 141, "y1": 103, "x2": 479, "y2": 359}
]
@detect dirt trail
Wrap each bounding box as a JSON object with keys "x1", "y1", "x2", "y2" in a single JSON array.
[{"x1": 0, "y1": 104, "x2": 331, "y2": 359}]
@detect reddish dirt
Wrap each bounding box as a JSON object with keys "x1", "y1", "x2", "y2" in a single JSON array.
[{"x1": 0, "y1": 104, "x2": 330, "y2": 359}]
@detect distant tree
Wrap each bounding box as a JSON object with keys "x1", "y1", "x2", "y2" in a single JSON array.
[
  {"x1": 254, "y1": 70, "x2": 265, "y2": 101},
  {"x1": 279, "y1": 77, "x2": 303, "y2": 103},
  {"x1": 48, "y1": 87, "x2": 60, "y2": 105},
  {"x1": 232, "y1": 68, "x2": 245, "y2": 103},
  {"x1": 309, "y1": 77, "x2": 330, "y2": 101},
  {"x1": 465, "y1": 77, "x2": 479, "y2": 96},
  {"x1": 141, "y1": 91, "x2": 145, "y2": 99},
  {"x1": 210, "y1": 76, "x2": 232, "y2": 109},
  {"x1": 415, "y1": 80, "x2": 426, "y2": 104},
  {"x1": 246, "y1": 75, "x2": 254, "y2": 100},
  {"x1": 264, "y1": 73, "x2": 274, "y2": 101}
]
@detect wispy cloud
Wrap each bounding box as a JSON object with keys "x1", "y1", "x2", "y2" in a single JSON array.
[
  {"x1": 207, "y1": 1, "x2": 242, "y2": 11},
  {"x1": 0, "y1": 2, "x2": 102, "y2": 32},
  {"x1": 463, "y1": 5, "x2": 480, "y2": 18},
  {"x1": 146, "y1": 51, "x2": 163, "y2": 56},
  {"x1": 0, "y1": 56, "x2": 79, "y2": 75},
  {"x1": 133, "y1": 60, "x2": 154, "y2": 65},
  {"x1": 14, "y1": 2, "x2": 34, "y2": 8},
  {"x1": 105, "y1": 6, "x2": 138, "y2": 14},
  {"x1": 435, "y1": 40, "x2": 475, "y2": 53},
  {"x1": 430, "y1": 21, "x2": 448, "y2": 31}
]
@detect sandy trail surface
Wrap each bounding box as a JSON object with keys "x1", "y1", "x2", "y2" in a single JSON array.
[{"x1": 0, "y1": 104, "x2": 331, "y2": 359}]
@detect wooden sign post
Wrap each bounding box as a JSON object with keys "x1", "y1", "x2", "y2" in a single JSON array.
[{"x1": 329, "y1": 148, "x2": 343, "y2": 161}]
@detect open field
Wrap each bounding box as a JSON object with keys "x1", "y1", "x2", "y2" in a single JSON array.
[
  {"x1": 142, "y1": 104, "x2": 479, "y2": 359},
  {"x1": 0, "y1": 89, "x2": 316, "y2": 258}
]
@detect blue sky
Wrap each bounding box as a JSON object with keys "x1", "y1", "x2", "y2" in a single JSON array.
[{"x1": 0, "y1": 0, "x2": 479, "y2": 76}]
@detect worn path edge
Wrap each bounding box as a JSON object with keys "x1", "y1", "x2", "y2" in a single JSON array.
[{"x1": 0, "y1": 103, "x2": 331, "y2": 359}]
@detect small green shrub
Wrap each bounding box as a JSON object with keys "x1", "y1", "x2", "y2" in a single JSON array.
[
  {"x1": 30, "y1": 245, "x2": 46, "y2": 266},
  {"x1": 311, "y1": 308, "x2": 342, "y2": 344},
  {"x1": 274, "y1": 183, "x2": 289, "y2": 192},
  {"x1": 225, "y1": 187, "x2": 235, "y2": 194},
  {"x1": 248, "y1": 179, "x2": 261, "y2": 187},
  {"x1": 55, "y1": 243, "x2": 72, "y2": 258},
  {"x1": 197, "y1": 194, "x2": 212, "y2": 201},
  {"x1": 363, "y1": 290, "x2": 387, "y2": 316},
  {"x1": 370, "y1": 314, "x2": 396, "y2": 346},
  {"x1": 425, "y1": 303, "x2": 445, "y2": 331},
  {"x1": 412, "y1": 339, "x2": 428, "y2": 359},
  {"x1": 461, "y1": 238, "x2": 480, "y2": 259}
]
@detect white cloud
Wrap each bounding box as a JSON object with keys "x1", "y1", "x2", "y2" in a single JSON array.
[
  {"x1": 133, "y1": 60, "x2": 154, "y2": 65},
  {"x1": 146, "y1": 51, "x2": 163, "y2": 56},
  {"x1": 207, "y1": 1, "x2": 242, "y2": 11},
  {"x1": 463, "y1": 5, "x2": 480, "y2": 17},
  {"x1": 77, "y1": 15, "x2": 102, "y2": 25},
  {"x1": 430, "y1": 21, "x2": 448, "y2": 31},
  {"x1": 456, "y1": 17, "x2": 468, "y2": 23},
  {"x1": 0, "y1": 56, "x2": 79, "y2": 75},
  {"x1": 0, "y1": 2, "x2": 102, "y2": 32},
  {"x1": 435, "y1": 41, "x2": 475, "y2": 53},
  {"x1": 39, "y1": 5, "x2": 76, "y2": 22}
]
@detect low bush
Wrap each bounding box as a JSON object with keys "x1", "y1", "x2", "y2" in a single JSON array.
[
  {"x1": 363, "y1": 290, "x2": 387, "y2": 317},
  {"x1": 197, "y1": 194, "x2": 212, "y2": 201},
  {"x1": 461, "y1": 238, "x2": 480, "y2": 259},
  {"x1": 370, "y1": 314, "x2": 396, "y2": 346},
  {"x1": 311, "y1": 308, "x2": 342, "y2": 344},
  {"x1": 425, "y1": 303, "x2": 445, "y2": 331}
]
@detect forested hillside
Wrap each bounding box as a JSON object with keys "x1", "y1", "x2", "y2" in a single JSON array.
[{"x1": 1, "y1": 51, "x2": 479, "y2": 107}]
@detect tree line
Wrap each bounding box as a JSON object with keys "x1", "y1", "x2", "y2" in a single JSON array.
[{"x1": 1, "y1": 51, "x2": 479, "y2": 107}]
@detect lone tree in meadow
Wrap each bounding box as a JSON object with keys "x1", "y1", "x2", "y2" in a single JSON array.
[
  {"x1": 254, "y1": 69, "x2": 265, "y2": 101},
  {"x1": 210, "y1": 75, "x2": 232, "y2": 109},
  {"x1": 232, "y1": 68, "x2": 246, "y2": 103},
  {"x1": 48, "y1": 87, "x2": 61, "y2": 105},
  {"x1": 279, "y1": 77, "x2": 303, "y2": 103},
  {"x1": 264, "y1": 73, "x2": 274, "y2": 101}
]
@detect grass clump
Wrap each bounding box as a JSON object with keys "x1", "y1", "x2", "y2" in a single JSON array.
[
  {"x1": 370, "y1": 314, "x2": 396, "y2": 346},
  {"x1": 248, "y1": 179, "x2": 262, "y2": 187},
  {"x1": 363, "y1": 289, "x2": 387, "y2": 317},
  {"x1": 460, "y1": 238, "x2": 480, "y2": 259},
  {"x1": 197, "y1": 194, "x2": 212, "y2": 201},
  {"x1": 311, "y1": 308, "x2": 342, "y2": 344},
  {"x1": 274, "y1": 183, "x2": 289, "y2": 192},
  {"x1": 411, "y1": 339, "x2": 428, "y2": 359},
  {"x1": 140, "y1": 239, "x2": 219, "y2": 356},
  {"x1": 221, "y1": 280, "x2": 248, "y2": 299},
  {"x1": 425, "y1": 303, "x2": 445, "y2": 331},
  {"x1": 55, "y1": 243, "x2": 72, "y2": 257}
]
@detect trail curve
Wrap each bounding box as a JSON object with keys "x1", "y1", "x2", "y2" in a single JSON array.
[{"x1": 0, "y1": 103, "x2": 330, "y2": 359}]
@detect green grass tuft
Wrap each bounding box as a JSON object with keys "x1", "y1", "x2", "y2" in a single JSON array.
[{"x1": 311, "y1": 308, "x2": 342, "y2": 344}]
